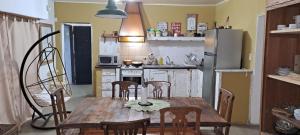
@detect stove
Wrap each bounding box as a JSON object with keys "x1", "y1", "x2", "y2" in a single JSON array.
[{"x1": 120, "y1": 65, "x2": 143, "y2": 87}]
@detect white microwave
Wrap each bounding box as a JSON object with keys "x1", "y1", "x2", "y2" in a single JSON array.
[{"x1": 98, "y1": 55, "x2": 119, "y2": 65}]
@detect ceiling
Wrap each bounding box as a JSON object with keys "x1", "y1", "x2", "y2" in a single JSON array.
[{"x1": 54, "y1": 0, "x2": 225, "y2": 5}]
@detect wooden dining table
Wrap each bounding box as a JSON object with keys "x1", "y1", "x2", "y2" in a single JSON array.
[{"x1": 61, "y1": 97, "x2": 229, "y2": 134}]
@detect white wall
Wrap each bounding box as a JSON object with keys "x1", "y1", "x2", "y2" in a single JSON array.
[
  {"x1": 250, "y1": 15, "x2": 266, "y2": 125},
  {"x1": 99, "y1": 39, "x2": 204, "y2": 65},
  {"x1": 0, "y1": 0, "x2": 49, "y2": 19}
]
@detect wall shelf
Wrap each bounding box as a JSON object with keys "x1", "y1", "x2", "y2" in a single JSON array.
[
  {"x1": 270, "y1": 28, "x2": 300, "y2": 34},
  {"x1": 267, "y1": 73, "x2": 300, "y2": 86},
  {"x1": 102, "y1": 34, "x2": 119, "y2": 43},
  {"x1": 147, "y1": 36, "x2": 205, "y2": 41}
]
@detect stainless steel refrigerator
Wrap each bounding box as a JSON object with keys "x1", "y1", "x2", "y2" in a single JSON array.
[{"x1": 202, "y1": 29, "x2": 243, "y2": 105}]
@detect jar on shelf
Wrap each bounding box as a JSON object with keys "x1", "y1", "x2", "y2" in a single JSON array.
[{"x1": 155, "y1": 29, "x2": 161, "y2": 37}]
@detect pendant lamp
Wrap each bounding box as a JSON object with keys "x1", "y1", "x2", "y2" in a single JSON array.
[{"x1": 95, "y1": 0, "x2": 128, "y2": 19}]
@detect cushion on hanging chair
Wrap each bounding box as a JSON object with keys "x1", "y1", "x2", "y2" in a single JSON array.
[{"x1": 32, "y1": 89, "x2": 71, "y2": 107}]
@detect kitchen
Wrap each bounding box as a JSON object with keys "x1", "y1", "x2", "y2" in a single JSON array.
[{"x1": 3, "y1": 0, "x2": 299, "y2": 135}]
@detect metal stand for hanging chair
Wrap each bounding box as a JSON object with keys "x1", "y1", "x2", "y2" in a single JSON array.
[{"x1": 19, "y1": 31, "x2": 72, "y2": 130}]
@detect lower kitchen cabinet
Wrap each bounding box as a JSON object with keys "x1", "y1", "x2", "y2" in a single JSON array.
[
  {"x1": 101, "y1": 68, "x2": 120, "y2": 97},
  {"x1": 172, "y1": 69, "x2": 191, "y2": 97},
  {"x1": 144, "y1": 69, "x2": 202, "y2": 97}
]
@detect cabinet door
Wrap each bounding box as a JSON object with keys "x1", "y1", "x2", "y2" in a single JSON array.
[
  {"x1": 149, "y1": 69, "x2": 168, "y2": 81},
  {"x1": 173, "y1": 70, "x2": 191, "y2": 97},
  {"x1": 190, "y1": 70, "x2": 203, "y2": 97},
  {"x1": 147, "y1": 69, "x2": 170, "y2": 98}
]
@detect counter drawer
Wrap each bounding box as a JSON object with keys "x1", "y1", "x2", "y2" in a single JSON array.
[
  {"x1": 102, "y1": 76, "x2": 116, "y2": 83},
  {"x1": 102, "y1": 82, "x2": 112, "y2": 90},
  {"x1": 102, "y1": 69, "x2": 116, "y2": 76}
]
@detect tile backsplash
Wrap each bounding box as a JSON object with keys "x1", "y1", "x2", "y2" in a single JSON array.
[{"x1": 99, "y1": 38, "x2": 204, "y2": 65}]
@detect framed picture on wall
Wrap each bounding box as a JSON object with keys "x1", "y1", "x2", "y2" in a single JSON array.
[{"x1": 39, "y1": 23, "x2": 54, "y2": 64}]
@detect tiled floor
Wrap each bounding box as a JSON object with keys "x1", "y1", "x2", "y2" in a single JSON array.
[{"x1": 19, "y1": 85, "x2": 259, "y2": 135}]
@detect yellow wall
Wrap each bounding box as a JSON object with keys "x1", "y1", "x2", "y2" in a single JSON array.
[
  {"x1": 215, "y1": 0, "x2": 266, "y2": 69},
  {"x1": 54, "y1": 2, "x2": 216, "y2": 94},
  {"x1": 221, "y1": 72, "x2": 251, "y2": 124}
]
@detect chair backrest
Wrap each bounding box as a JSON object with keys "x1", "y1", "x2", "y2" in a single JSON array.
[
  {"x1": 160, "y1": 107, "x2": 201, "y2": 135},
  {"x1": 112, "y1": 81, "x2": 139, "y2": 100},
  {"x1": 101, "y1": 118, "x2": 150, "y2": 135},
  {"x1": 145, "y1": 81, "x2": 171, "y2": 99},
  {"x1": 50, "y1": 88, "x2": 68, "y2": 135},
  {"x1": 217, "y1": 88, "x2": 235, "y2": 135}
]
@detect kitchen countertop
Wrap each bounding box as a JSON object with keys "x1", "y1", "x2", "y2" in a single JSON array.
[
  {"x1": 95, "y1": 65, "x2": 121, "y2": 69},
  {"x1": 143, "y1": 64, "x2": 199, "y2": 69},
  {"x1": 95, "y1": 64, "x2": 200, "y2": 69}
]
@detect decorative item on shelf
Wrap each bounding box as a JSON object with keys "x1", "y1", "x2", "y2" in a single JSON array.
[
  {"x1": 155, "y1": 29, "x2": 161, "y2": 37},
  {"x1": 102, "y1": 31, "x2": 119, "y2": 43},
  {"x1": 157, "y1": 21, "x2": 168, "y2": 31},
  {"x1": 224, "y1": 16, "x2": 232, "y2": 29},
  {"x1": 187, "y1": 14, "x2": 198, "y2": 31},
  {"x1": 171, "y1": 22, "x2": 181, "y2": 36},
  {"x1": 113, "y1": 31, "x2": 118, "y2": 36},
  {"x1": 196, "y1": 23, "x2": 208, "y2": 37},
  {"x1": 147, "y1": 28, "x2": 155, "y2": 37},
  {"x1": 162, "y1": 29, "x2": 168, "y2": 37}
]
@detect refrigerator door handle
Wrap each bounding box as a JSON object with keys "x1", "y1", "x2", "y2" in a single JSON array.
[{"x1": 204, "y1": 52, "x2": 216, "y2": 56}]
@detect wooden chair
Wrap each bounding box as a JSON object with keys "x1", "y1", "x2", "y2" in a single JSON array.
[
  {"x1": 202, "y1": 88, "x2": 235, "y2": 135},
  {"x1": 50, "y1": 88, "x2": 79, "y2": 135},
  {"x1": 160, "y1": 107, "x2": 202, "y2": 135},
  {"x1": 216, "y1": 88, "x2": 235, "y2": 135},
  {"x1": 145, "y1": 81, "x2": 171, "y2": 99},
  {"x1": 112, "y1": 81, "x2": 139, "y2": 100},
  {"x1": 101, "y1": 118, "x2": 151, "y2": 135}
]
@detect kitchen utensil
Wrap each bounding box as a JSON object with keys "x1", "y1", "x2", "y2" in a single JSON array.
[
  {"x1": 277, "y1": 67, "x2": 290, "y2": 76},
  {"x1": 132, "y1": 61, "x2": 143, "y2": 68},
  {"x1": 289, "y1": 24, "x2": 297, "y2": 29},
  {"x1": 277, "y1": 25, "x2": 287, "y2": 30},
  {"x1": 274, "y1": 120, "x2": 298, "y2": 134},
  {"x1": 123, "y1": 60, "x2": 132, "y2": 66},
  {"x1": 185, "y1": 53, "x2": 202, "y2": 66},
  {"x1": 294, "y1": 109, "x2": 300, "y2": 120},
  {"x1": 159, "y1": 57, "x2": 164, "y2": 65},
  {"x1": 147, "y1": 53, "x2": 156, "y2": 65},
  {"x1": 294, "y1": 15, "x2": 300, "y2": 28},
  {"x1": 272, "y1": 107, "x2": 293, "y2": 117}
]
